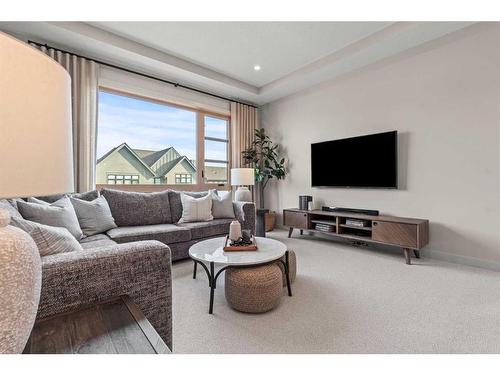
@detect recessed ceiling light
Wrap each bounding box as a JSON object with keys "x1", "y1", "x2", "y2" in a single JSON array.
[{"x1": 254, "y1": 65, "x2": 261, "y2": 71}]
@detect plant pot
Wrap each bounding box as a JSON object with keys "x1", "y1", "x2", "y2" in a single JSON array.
[{"x1": 265, "y1": 211, "x2": 276, "y2": 232}]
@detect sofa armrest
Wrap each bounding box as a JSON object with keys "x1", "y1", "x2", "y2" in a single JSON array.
[
  {"x1": 233, "y1": 201, "x2": 256, "y2": 235},
  {"x1": 39, "y1": 240, "x2": 173, "y2": 350}
]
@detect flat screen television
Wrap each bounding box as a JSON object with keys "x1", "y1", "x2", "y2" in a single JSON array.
[{"x1": 311, "y1": 131, "x2": 397, "y2": 188}]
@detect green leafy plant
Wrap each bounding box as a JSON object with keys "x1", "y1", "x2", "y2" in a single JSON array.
[{"x1": 242, "y1": 128, "x2": 286, "y2": 209}]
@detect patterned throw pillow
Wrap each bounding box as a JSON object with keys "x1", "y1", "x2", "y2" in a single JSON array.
[
  {"x1": 178, "y1": 193, "x2": 213, "y2": 223},
  {"x1": 70, "y1": 196, "x2": 117, "y2": 237},
  {"x1": 17, "y1": 196, "x2": 83, "y2": 240},
  {"x1": 211, "y1": 190, "x2": 235, "y2": 219},
  {"x1": 10, "y1": 217, "x2": 83, "y2": 256}
]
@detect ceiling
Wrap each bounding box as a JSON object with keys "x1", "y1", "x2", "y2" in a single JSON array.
[{"x1": 0, "y1": 21, "x2": 475, "y2": 105}]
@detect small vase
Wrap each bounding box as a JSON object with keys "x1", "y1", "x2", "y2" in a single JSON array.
[{"x1": 229, "y1": 220, "x2": 242, "y2": 241}]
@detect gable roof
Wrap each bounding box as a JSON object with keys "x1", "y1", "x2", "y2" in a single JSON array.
[
  {"x1": 138, "y1": 147, "x2": 173, "y2": 167},
  {"x1": 155, "y1": 155, "x2": 197, "y2": 177},
  {"x1": 97, "y1": 143, "x2": 157, "y2": 176}
]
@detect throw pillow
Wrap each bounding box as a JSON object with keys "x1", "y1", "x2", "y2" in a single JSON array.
[
  {"x1": 10, "y1": 217, "x2": 83, "y2": 256},
  {"x1": 211, "y1": 190, "x2": 235, "y2": 219},
  {"x1": 168, "y1": 190, "x2": 209, "y2": 223},
  {"x1": 17, "y1": 196, "x2": 83, "y2": 240},
  {"x1": 0, "y1": 199, "x2": 23, "y2": 220},
  {"x1": 178, "y1": 193, "x2": 213, "y2": 223},
  {"x1": 70, "y1": 196, "x2": 117, "y2": 237}
]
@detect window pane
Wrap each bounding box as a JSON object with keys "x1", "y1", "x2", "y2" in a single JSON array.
[
  {"x1": 205, "y1": 140, "x2": 227, "y2": 162},
  {"x1": 205, "y1": 161, "x2": 227, "y2": 184},
  {"x1": 205, "y1": 116, "x2": 227, "y2": 139},
  {"x1": 96, "y1": 91, "x2": 197, "y2": 185}
]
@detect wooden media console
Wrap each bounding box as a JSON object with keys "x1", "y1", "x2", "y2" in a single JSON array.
[{"x1": 283, "y1": 209, "x2": 429, "y2": 264}]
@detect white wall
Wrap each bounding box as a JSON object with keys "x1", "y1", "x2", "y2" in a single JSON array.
[{"x1": 261, "y1": 25, "x2": 500, "y2": 270}]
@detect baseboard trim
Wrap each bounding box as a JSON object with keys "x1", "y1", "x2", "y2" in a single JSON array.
[
  {"x1": 424, "y1": 249, "x2": 500, "y2": 272},
  {"x1": 276, "y1": 224, "x2": 500, "y2": 272}
]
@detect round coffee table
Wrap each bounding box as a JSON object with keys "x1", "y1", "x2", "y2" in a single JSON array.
[{"x1": 189, "y1": 236, "x2": 292, "y2": 314}]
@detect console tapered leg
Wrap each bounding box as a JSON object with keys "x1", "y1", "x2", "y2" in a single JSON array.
[
  {"x1": 288, "y1": 227, "x2": 294, "y2": 238},
  {"x1": 413, "y1": 250, "x2": 420, "y2": 259},
  {"x1": 404, "y1": 249, "x2": 411, "y2": 265}
]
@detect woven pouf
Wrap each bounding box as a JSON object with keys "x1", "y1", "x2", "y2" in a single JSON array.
[
  {"x1": 276, "y1": 250, "x2": 297, "y2": 287},
  {"x1": 225, "y1": 264, "x2": 283, "y2": 313}
]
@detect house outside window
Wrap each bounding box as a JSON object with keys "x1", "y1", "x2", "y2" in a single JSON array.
[
  {"x1": 175, "y1": 173, "x2": 192, "y2": 184},
  {"x1": 107, "y1": 174, "x2": 139, "y2": 184},
  {"x1": 95, "y1": 89, "x2": 230, "y2": 190}
]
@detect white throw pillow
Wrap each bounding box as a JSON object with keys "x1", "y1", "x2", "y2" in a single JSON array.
[
  {"x1": 211, "y1": 190, "x2": 235, "y2": 219},
  {"x1": 178, "y1": 193, "x2": 213, "y2": 223}
]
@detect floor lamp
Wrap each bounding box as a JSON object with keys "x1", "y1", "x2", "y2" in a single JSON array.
[{"x1": 0, "y1": 32, "x2": 74, "y2": 353}]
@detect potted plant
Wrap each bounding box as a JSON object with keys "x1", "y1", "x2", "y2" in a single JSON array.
[{"x1": 242, "y1": 128, "x2": 287, "y2": 231}]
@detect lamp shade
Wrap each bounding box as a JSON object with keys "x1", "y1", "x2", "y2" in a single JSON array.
[
  {"x1": 0, "y1": 32, "x2": 73, "y2": 198},
  {"x1": 231, "y1": 168, "x2": 255, "y2": 186}
]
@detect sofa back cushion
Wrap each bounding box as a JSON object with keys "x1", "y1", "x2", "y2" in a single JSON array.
[
  {"x1": 100, "y1": 189, "x2": 172, "y2": 226},
  {"x1": 168, "y1": 190, "x2": 209, "y2": 223},
  {"x1": 34, "y1": 190, "x2": 99, "y2": 203}
]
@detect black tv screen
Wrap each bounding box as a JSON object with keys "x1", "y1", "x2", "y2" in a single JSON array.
[{"x1": 311, "y1": 131, "x2": 397, "y2": 188}]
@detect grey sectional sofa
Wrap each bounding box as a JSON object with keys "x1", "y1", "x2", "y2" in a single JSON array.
[{"x1": 5, "y1": 188, "x2": 255, "y2": 351}]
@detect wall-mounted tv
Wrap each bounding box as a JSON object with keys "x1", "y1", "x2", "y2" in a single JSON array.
[{"x1": 311, "y1": 131, "x2": 397, "y2": 188}]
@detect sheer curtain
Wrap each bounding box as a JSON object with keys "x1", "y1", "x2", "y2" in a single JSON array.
[
  {"x1": 30, "y1": 43, "x2": 99, "y2": 192},
  {"x1": 230, "y1": 102, "x2": 258, "y2": 168}
]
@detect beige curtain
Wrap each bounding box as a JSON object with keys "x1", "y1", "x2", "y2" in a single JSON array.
[
  {"x1": 230, "y1": 102, "x2": 258, "y2": 168},
  {"x1": 31, "y1": 44, "x2": 99, "y2": 192}
]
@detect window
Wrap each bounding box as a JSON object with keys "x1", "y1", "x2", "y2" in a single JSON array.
[
  {"x1": 96, "y1": 89, "x2": 230, "y2": 189},
  {"x1": 175, "y1": 174, "x2": 193, "y2": 184},
  {"x1": 107, "y1": 174, "x2": 139, "y2": 184},
  {"x1": 204, "y1": 115, "x2": 229, "y2": 184}
]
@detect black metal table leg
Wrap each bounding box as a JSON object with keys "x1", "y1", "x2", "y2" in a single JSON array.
[
  {"x1": 209, "y1": 262, "x2": 215, "y2": 314},
  {"x1": 284, "y1": 251, "x2": 292, "y2": 297},
  {"x1": 192, "y1": 260, "x2": 197, "y2": 279}
]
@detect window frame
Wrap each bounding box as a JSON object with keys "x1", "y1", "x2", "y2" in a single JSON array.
[{"x1": 96, "y1": 86, "x2": 231, "y2": 192}]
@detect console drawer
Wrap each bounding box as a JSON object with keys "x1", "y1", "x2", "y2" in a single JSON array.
[
  {"x1": 283, "y1": 210, "x2": 308, "y2": 229},
  {"x1": 372, "y1": 221, "x2": 417, "y2": 248}
]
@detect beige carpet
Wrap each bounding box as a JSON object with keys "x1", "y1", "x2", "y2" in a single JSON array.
[{"x1": 172, "y1": 229, "x2": 500, "y2": 353}]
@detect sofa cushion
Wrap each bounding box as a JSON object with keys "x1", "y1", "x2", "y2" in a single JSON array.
[
  {"x1": 34, "y1": 190, "x2": 99, "y2": 203},
  {"x1": 17, "y1": 196, "x2": 84, "y2": 240},
  {"x1": 107, "y1": 224, "x2": 191, "y2": 244},
  {"x1": 101, "y1": 189, "x2": 172, "y2": 226},
  {"x1": 70, "y1": 196, "x2": 117, "y2": 236},
  {"x1": 79, "y1": 233, "x2": 117, "y2": 249},
  {"x1": 177, "y1": 219, "x2": 233, "y2": 240},
  {"x1": 168, "y1": 190, "x2": 209, "y2": 223}
]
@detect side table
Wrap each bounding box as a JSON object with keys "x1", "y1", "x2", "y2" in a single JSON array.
[{"x1": 23, "y1": 296, "x2": 170, "y2": 354}]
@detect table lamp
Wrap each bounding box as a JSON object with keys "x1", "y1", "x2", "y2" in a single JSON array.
[
  {"x1": 231, "y1": 168, "x2": 255, "y2": 202},
  {"x1": 0, "y1": 32, "x2": 73, "y2": 353}
]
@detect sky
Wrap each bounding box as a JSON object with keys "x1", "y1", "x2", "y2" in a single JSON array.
[{"x1": 97, "y1": 91, "x2": 227, "y2": 164}]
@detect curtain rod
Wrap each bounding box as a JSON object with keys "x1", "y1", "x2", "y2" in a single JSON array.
[{"x1": 28, "y1": 40, "x2": 258, "y2": 109}]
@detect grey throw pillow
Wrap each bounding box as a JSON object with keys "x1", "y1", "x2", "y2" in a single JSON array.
[
  {"x1": 211, "y1": 190, "x2": 235, "y2": 219},
  {"x1": 10, "y1": 217, "x2": 83, "y2": 256},
  {"x1": 17, "y1": 196, "x2": 83, "y2": 240},
  {"x1": 34, "y1": 190, "x2": 99, "y2": 203},
  {"x1": 0, "y1": 199, "x2": 23, "y2": 220},
  {"x1": 70, "y1": 196, "x2": 117, "y2": 237}
]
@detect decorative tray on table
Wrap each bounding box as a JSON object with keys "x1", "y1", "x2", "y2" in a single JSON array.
[{"x1": 223, "y1": 235, "x2": 258, "y2": 251}]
